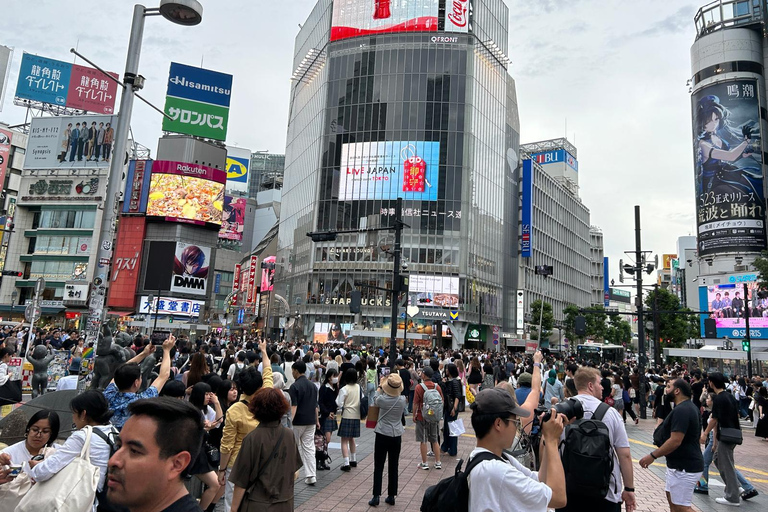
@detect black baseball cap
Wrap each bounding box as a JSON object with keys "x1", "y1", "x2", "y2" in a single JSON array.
[{"x1": 471, "y1": 388, "x2": 530, "y2": 417}]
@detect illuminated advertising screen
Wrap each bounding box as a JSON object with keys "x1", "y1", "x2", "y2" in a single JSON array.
[
  {"x1": 699, "y1": 274, "x2": 768, "y2": 339},
  {"x1": 219, "y1": 196, "x2": 245, "y2": 240},
  {"x1": 330, "y1": 0, "x2": 438, "y2": 41},
  {"x1": 692, "y1": 79, "x2": 766, "y2": 256},
  {"x1": 260, "y1": 255, "x2": 275, "y2": 292},
  {"x1": 313, "y1": 322, "x2": 353, "y2": 344},
  {"x1": 409, "y1": 274, "x2": 459, "y2": 308},
  {"x1": 0, "y1": 128, "x2": 11, "y2": 192},
  {"x1": 146, "y1": 160, "x2": 225, "y2": 227},
  {"x1": 338, "y1": 141, "x2": 439, "y2": 201},
  {"x1": 171, "y1": 242, "x2": 210, "y2": 296}
]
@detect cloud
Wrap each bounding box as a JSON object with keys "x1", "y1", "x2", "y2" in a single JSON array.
[{"x1": 629, "y1": 5, "x2": 698, "y2": 39}]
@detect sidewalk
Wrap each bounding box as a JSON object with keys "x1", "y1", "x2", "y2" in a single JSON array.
[{"x1": 287, "y1": 409, "x2": 767, "y2": 512}]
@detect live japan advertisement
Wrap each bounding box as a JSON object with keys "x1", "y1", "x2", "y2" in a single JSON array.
[{"x1": 692, "y1": 78, "x2": 767, "y2": 256}]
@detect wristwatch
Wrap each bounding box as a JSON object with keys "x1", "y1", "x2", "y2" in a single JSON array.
[{"x1": 624, "y1": 487, "x2": 634, "y2": 492}]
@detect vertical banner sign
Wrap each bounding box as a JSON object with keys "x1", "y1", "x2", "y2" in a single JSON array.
[
  {"x1": 0, "y1": 128, "x2": 12, "y2": 190},
  {"x1": 444, "y1": 0, "x2": 470, "y2": 33},
  {"x1": 225, "y1": 146, "x2": 250, "y2": 193},
  {"x1": 521, "y1": 159, "x2": 533, "y2": 257},
  {"x1": 246, "y1": 256, "x2": 257, "y2": 304},
  {"x1": 122, "y1": 159, "x2": 153, "y2": 214},
  {"x1": 260, "y1": 256, "x2": 276, "y2": 292},
  {"x1": 603, "y1": 256, "x2": 610, "y2": 307},
  {"x1": 162, "y1": 62, "x2": 232, "y2": 141},
  {"x1": 692, "y1": 78, "x2": 767, "y2": 256},
  {"x1": 232, "y1": 263, "x2": 241, "y2": 307}
]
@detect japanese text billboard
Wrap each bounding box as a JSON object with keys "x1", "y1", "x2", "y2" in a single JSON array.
[
  {"x1": 14, "y1": 53, "x2": 118, "y2": 113},
  {"x1": 521, "y1": 159, "x2": 533, "y2": 257},
  {"x1": 219, "y1": 196, "x2": 245, "y2": 240},
  {"x1": 24, "y1": 115, "x2": 116, "y2": 169},
  {"x1": 146, "y1": 160, "x2": 225, "y2": 227},
  {"x1": 692, "y1": 79, "x2": 766, "y2": 256},
  {"x1": 0, "y1": 128, "x2": 11, "y2": 190},
  {"x1": 225, "y1": 146, "x2": 250, "y2": 193},
  {"x1": 139, "y1": 295, "x2": 203, "y2": 317},
  {"x1": 330, "y1": 0, "x2": 438, "y2": 41},
  {"x1": 171, "y1": 242, "x2": 210, "y2": 296},
  {"x1": 338, "y1": 141, "x2": 439, "y2": 201},
  {"x1": 162, "y1": 62, "x2": 232, "y2": 141}
]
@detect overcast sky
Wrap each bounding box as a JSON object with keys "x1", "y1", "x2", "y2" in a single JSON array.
[{"x1": 0, "y1": 0, "x2": 699, "y2": 285}]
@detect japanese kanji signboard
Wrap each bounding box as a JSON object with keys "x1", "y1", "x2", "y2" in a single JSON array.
[
  {"x1": 692, "y1": 78, "x2": 767, "y2": 256},
  {"x1": 14, "y1": 53, "x2": 118, "y2": 114},
  {"x1": 162, "y1": 62, "x2": 232, "y2": 141}
]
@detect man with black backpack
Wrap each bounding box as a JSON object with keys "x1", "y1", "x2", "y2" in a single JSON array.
[{"x1": 560, "y1": 367, "x2": 636, "y2": 512}]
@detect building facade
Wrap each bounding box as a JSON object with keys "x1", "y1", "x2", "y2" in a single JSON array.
[
  {"x1": 589, "y1": 227, "x2": 605, "y2": 306},
  {"x1": 274, "y1": 0, "x2": 520, "y2": 348},
  {"x1": 518, "y1": 140, "x2": 593, "y2": 327}
]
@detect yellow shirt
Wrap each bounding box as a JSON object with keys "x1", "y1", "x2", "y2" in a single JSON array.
[{"x1": 220, "y1": 365, "x2": 273, "y2": 467}]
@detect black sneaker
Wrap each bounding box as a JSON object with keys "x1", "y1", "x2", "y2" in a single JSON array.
[
  {"x1": 340, "y1": 465, "x2": 351, "y2": 472},
  {"x1": 694, "y1": 486, "x2": 709, "y2": 495},
  {"x1": 741, "y1": 489, "x2": 758, "y2": 501},
  {"x1": 350, "y1": 461, "x2": 358, "y2": 467}
]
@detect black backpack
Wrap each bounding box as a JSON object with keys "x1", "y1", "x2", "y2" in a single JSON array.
[
  {"x1": 421, "y1": 451, "x2": 505, "y2": 512},
  {"x1": 560, "y1": 401, "x2": 616, "y2": 499},
  {"x1": 91, "y1": 427, "x2": 130, "y2": 512}
]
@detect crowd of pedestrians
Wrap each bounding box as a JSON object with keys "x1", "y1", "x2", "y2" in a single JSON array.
[{"x1": 1, "y1": 330, "x2": 767, "y2": 511}]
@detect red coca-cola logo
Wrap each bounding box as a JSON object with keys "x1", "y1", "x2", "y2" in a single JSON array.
[{"x1": 447, "y1": 0, "x2": 468, "y2": 28}]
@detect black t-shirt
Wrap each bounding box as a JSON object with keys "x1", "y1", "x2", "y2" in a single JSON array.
[
  {"x1": 691, "y1": 380, "x2": 704, "y2": 409},
  {"x1": 712, "y1": 390, "x2": 740, "y2": 439},
  {"x1": 399, "y1": 368, "x2": 412, "y2": 394},
  {"x1": 160, "y1": 493, "x2": 201, "y2": 512},
  {"x1": 655, "y1": 386, "x2": 672, "y2": 420},
  {"x1": 601, "y1": 378, "x2": 612, "y2": 400},
  {"x1": 339, "y1": 362, "x2": 355, "y2": 383},
  {"x1": 288, "y1": 375, "x2": 318, "y2": 426},
  {"x1": 662, "y1": 400, "x2": 703, "y2": 472}
]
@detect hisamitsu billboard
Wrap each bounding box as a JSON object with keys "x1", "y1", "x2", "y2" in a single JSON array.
[{"x1": 166, "y1": 62, "x2": 232, "y2": 107}]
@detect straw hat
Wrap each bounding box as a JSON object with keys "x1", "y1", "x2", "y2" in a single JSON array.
[{"x1": 381, "y1": 374, "x2": 404, "y2": 397}]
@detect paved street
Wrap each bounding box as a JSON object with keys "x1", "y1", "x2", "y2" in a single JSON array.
[{"x1": 257, "y1": 410, "x2": 768, "y2": 512}]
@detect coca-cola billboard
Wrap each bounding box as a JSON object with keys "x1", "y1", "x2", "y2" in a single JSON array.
[
  {"x1": 444, "y1": 0, "x2": 470, "y2": 33},
  {"x1": 330, "y1": 0, "x2": 438, "y2": 41}
]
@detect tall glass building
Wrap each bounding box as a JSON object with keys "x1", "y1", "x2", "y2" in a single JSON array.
[{"x1": 274, "y1": 0, "x2": 520, "y2": 348}]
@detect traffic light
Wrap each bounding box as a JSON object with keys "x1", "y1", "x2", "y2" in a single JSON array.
[
  {"x1": 618, "y1": 259, "x2": 624, "y2": 283},
  {"x1": 349, "y1": 290, "x2": 361, "y2": 313},
  {"x1": 1, "y1": 270, "x2": 22, "y2": 277},
  {"x1": 742, "y1": 340, "x2": 751, "y2": 352}
]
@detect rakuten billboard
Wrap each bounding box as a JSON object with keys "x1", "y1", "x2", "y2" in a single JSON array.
[
  {"x1": 338, "y1": 141, "x2": 439, "y2": 201},
  {"x1": 330, "y1": 0, "x2": 438, "y2": 41}
]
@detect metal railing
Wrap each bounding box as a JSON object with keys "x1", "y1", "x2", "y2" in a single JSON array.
[{"x1": 694, "y1": 0, "x2": 764, "y2": 39}]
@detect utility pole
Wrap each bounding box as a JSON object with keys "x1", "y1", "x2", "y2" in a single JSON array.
[
  {"x1": 634, "y1": 206, "x2": 647, "y2": 371},
  {"x1": 388, "y1": 197, "x2": 404, "y2": 370},
  {"x1": 743, "y1": 283, "x2": 753, "y2": 378},
  {"x1": 652, "y1": 283, "x2": 660, "y2": 368}
]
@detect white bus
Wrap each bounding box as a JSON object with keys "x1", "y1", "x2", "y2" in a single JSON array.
[{"x1": 576, "y1": 343, "x2": 626, "y2": 364}]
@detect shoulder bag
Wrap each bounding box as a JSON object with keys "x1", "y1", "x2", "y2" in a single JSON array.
[
  {"x1": 17, "y1": 426, "x2": 101, "y2": 512},
  {"x1": 719, "y1": 427, "x2": 743, "y2": 445}
]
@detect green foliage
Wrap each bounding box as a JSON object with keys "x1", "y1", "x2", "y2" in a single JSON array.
[
  {"x1": 752, "y1": 251, "x2": 768, "y2": 290},
  {"x1": 606, "y1": 313, "x2": 633, "y2": 345},
  {"x1": 562, "y1": 304, "x2": 581, "y2": 346},
  {"x1": 583, "y1": 305, "x2": 608, "y2": 340},
  {"x1": 530, "y1": 300, "x2": 554, "y2": 341},
  {"x1": 644, "y1": 287, "x2": 700, "y2": 349}
]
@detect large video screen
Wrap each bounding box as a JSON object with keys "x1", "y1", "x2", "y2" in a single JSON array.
[
  {"x1": 338, "y1": 141, "x2": 440, "y2": 201},
  {"x1": 330, "y1": 0, "x2": 438, "y2": 41},
  {"x1": 705, "y1": 281, "x2": 768, "y2": 328},
  {"x1": 146, "y1": 160, "x2": 225, "y2": 227},
  {"x1": 409, "y1": 274, "x2": 459, "y2": 308},
  {"x1": 219, "y1": 196, "x2": 245, "y2": 241},
  {"x1": 692, "y1": 79, "x2": 766, "y2": 255},
  {"x1": 313, "y1": 322, "x2": 353, "y2": 344}
]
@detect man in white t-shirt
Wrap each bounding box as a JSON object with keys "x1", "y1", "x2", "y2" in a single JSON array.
[
  {"x1": 467, "y1": 388, "x2": 567, "y2": 512},
  {"x1": 227, "y1": 353, "x2": 247, "y2": 380}
]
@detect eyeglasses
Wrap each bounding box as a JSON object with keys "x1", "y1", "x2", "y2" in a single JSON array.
[{"x1": 29, "y1": 427, "x2": 52, "y2": 437}]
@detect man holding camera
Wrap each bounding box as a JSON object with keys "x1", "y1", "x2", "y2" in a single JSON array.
[{"x1": 560, "y1": 367, "x2": 636, "y2": 512}]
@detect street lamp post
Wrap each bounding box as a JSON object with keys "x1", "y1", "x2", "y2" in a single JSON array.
[{"x1": 86, "y1": 1, "x2": 202, "y2": 350}]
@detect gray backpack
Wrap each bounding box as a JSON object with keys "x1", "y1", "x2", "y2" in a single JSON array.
[{"x1": 421, "y1": 383, "x2": 443, "y2": 423}]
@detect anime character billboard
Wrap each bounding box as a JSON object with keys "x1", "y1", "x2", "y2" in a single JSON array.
[
  {"x1": 692, "y1": 79, "x2": 766, "y2": 256},
  {"x1": 171, "y1": 242, "x2": 210, "y2": 296}
]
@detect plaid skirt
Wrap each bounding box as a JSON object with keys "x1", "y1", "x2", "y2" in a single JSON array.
[
  {"x1": 322, "y1": 416, "x2": 338, "y2": 433},
  {"x1": 338, "y1": 417, "x2": 361, "y2": 438}
]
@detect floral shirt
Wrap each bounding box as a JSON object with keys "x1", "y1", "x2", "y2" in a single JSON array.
[{"x1": 103, "y1": 382, "x2": 159, "y2": 430}]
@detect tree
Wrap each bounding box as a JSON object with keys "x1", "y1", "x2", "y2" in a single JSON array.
[
  {"x1": 752, "y1": 251, "x2": 768, "y2": 289},
  {"x1": 606, "y1": 313, "x2": 633, "y2": 346},
  {"x1": 644, "y1": 287, "x2": 700, "y2": 350},
  {"x1": 583, "y1": 305, "x2": 608, "y2": 340},
  {"x1": 563, "y1": 304, "x2": 581, "y2": 347},
  {"x1": 530, "y1": 300, "x2": 554, "y2": 341}
]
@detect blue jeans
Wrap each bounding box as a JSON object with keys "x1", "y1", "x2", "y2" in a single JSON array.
[{"x1": 698, "y1": 432, "x2": 754, "y2": 492}]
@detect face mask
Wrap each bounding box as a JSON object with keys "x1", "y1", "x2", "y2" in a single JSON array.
[{"x1": 331, "y1": 377, "x2": 339, "y2": 384}]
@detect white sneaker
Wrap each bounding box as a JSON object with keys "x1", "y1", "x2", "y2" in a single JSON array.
[
  {"x1": 418, "y1": 462, "x2": 430, "y2": 470},
  {"x1": 305, "y1": 476, "x2": 316, "y2": 485},
  {"x1": 715, "y1": 498, "x2": 740, "y2": 507},
  {"x1": 434, "y1": 462, "x2": 442, "y2": 469},
  {"x1": 427, "y1": 450, "x2": 434, "y2": 457}
]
